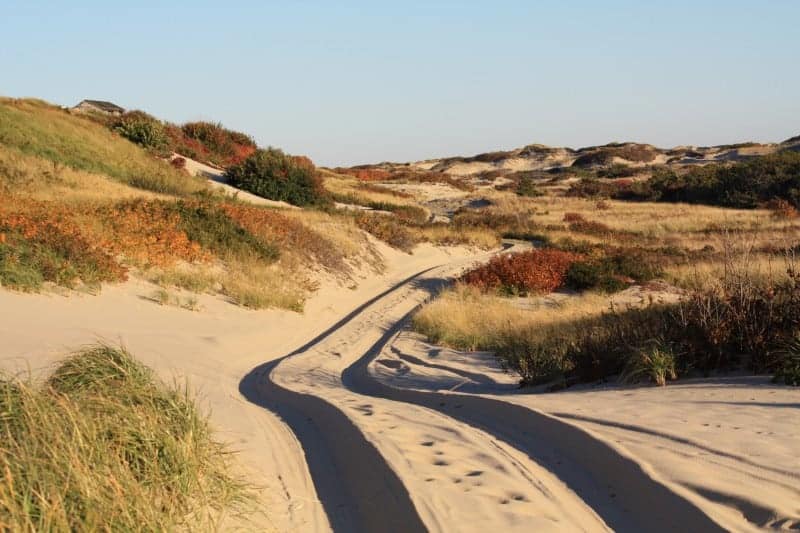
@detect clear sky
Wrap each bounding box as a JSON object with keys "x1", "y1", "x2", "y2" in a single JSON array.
[{"x1": 2, "y1": 1, "x2": 799, "y2": 166}]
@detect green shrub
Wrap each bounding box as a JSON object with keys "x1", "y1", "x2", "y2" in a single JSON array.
[
  {"x1": 609, "y1": 152, "x2": 800, "y2": 208},
  {"x1": 621, "y1": 340, "x2": 678, "y2": 386},
  {"x1": 172, "y1": 201, "x2": 279, "y2": 262},
  {"x1": 226, "y1": 148, "x2": 329, "y2": 207},
  {"x1": 114, "y1": 111, "x2": 169, "y2": 153},
  {"x1": 774, "y1": 338, "x2": 800, "y2": 386},
  {"x1": 516, "y1": 176, "x2": 543, "y2": 197},
  {"x1": 564, "y1": 249, "x2": 662, "y2": 292}
]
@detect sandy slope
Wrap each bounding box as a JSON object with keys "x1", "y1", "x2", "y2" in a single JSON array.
[
  {"x1": 373, "y1": 330, "x2": 800, "y2": 532},
  {"x1": 3, "y1": 233, "x2": 797, "y2": 531},
  {"x1": 0, "y1": 241, "x2": 478, "y2": 532}
]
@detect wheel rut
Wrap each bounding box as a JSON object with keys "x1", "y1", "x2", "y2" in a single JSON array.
[{"x1": 240, "y1": 252, "x2": 724, "y2": 532}]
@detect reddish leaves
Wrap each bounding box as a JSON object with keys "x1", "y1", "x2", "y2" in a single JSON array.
[{"x1": 460, "y1": 249, "x2": 580, "y2": 295}]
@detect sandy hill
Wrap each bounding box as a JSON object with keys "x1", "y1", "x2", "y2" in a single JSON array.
[{"x1": 360, "y1": 137, "x2": 800, "y2": 177}]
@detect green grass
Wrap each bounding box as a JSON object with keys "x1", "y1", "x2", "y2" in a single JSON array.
[
  {"x1": 173, "y1": 201, "x2": 280, "y2": 262},
  {"x1": 0, "y1": 230, "x2": 124, "y2": 292},
  {"x1": 0, "y1": 98, "x2": 205, "y2": 196},
  {"x1": 0, "y1": 344, "x2": 251, "y2": 531}
]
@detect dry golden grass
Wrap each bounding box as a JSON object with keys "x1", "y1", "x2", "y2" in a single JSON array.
[
  {"x1": 0, "y1": 345, "x2": 251, "y2": 530},
  {"x1": 415, "y1": 224, "x2": 500, "y2": 249},
  {"x1": 0, "y1": 145, "x2": 163, "y2": 202},
  {"x1": 0, "y1": 98, "x2": 205, "y2": 196},
  {"x1": 413, "y1": 284, "x2": 610, "y2": 350},
  {"x1": 322, "y1": 171, "x2": 419, "y2": 207}
]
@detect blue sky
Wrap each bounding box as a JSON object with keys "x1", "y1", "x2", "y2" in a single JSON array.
[{"x1": 2, "y1": 1, "x2": 799, "y2": 166}]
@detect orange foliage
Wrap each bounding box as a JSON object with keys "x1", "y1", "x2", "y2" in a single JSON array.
[
  {"x1": 93, "y1": 200, "x2": 208, "y2": 267},
  {"x1": 0, "y1": 197, "x2": 128, "y2": 283},
  {"x1": 221, "y1": 203, "x2": 345, "y2": 271},
  {"x1": 460, "y1": 249, "x2": 580, "y2": 294}
]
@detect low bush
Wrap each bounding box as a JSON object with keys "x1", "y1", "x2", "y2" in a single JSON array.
[
  {"x1": 516, "y1": 176, "x2": 543, "y2": 197},
  {"x1": 563, "y1": 212, "x2": 613, "y2": 235},
  {"x1": 221, "y1": 203, "x2": 346, "y2": 273},
  {"x1": 355, "y1": 213, "x2": 418, "y2": 252},
  {"x1": 0, "y1": 345, "x2": 250, "y2": 530},
  {"x1": 0, "y1": 201, "x2": 127, "y2": 290},
  {"x1": 171, "y1": 201, "x2": 279, "y2": 262},
  {"x1": 226, "y1": 148, "x2": 329, "y2": 207},
  {"x1": 113, "y1": 111, "x2": 169, "y2": 154},
  {"x1": 460, "y1": 249, "x2": 580, "y2": 295},
  {"x1": 180, "y1": 121, "x2": 256, "y2": 167},
  {"x1": 564, "y1": 248, "x2": 663, "y2": 292}
]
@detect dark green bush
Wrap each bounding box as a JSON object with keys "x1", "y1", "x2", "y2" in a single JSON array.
[
  {"x1": 602, "y1": 152, "x2": 800, "y2": 208},
  {"x1": 114, "y1": 111, "x2": 169, "y2": 153},
  {"x1": 516, "y1": 176, "x2": 543, "y2": 197},
  {"x1": 564, "y1": 249, "x2": 662, "y2": 292},
  {"x1": 226, "y1": 148, "x2": 329, "y2": 207}
]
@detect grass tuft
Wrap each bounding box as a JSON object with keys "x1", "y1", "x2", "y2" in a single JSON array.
[{"x1": 0, "y1": 344, "x2": 251, "y2": 530}]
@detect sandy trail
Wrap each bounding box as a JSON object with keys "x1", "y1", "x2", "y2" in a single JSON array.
[
  {"x1": 246, "y1": 244, "x2": 729, "y2": 532},
  {"x1": 373, "y1": 331, "x2": 800, "y2": 532}
]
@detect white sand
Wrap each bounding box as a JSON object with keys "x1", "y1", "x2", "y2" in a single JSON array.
[
  {"x1": 373, "y1": 329, "x2": 800, "y2": 532},
  {"x1": 0, "y1": 242, "x2": 480, "y2": 532},
  {"x1": 2, "y1": 235, "x2": 797, "y2": 531}
]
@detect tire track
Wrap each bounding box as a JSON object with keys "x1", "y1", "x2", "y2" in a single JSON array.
[
  {"x1": 240, "y1": 246, "x2": 723, "y2": 532},
  {"x1": 239, "y1": 268, "x2": 437, "y2": 533},
  {"x1": 341, "y1": 312, "x2": 726, "y2": 532}
]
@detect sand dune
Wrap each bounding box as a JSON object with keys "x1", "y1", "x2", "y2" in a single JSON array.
[
  {"x1": 373, "y1": 330, "x2": 800, "y2": 532},
  {"x1": 3, "y1": 237, "x2": 797, "y2": 531}
]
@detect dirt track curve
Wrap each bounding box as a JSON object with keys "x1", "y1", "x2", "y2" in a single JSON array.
[{"x1": 240, "y1": 253, "x2": 724, "y2": 532}]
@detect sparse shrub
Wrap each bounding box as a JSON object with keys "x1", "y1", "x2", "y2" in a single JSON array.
[
  {"x1": 460, "y1": 249, "x2": 580, "y2": 295},
  {"x1": 336, "y1": 167, "x2": 391, "y2": 181},
  {"x1": 355, "y1": 213, "x2": 418, "y2": 252},
  {"x1": 774, "y1": 337, "x2": 800, "y2": 386},
  {"x1": 621, "y1": 340, "x2": 678, "y2": 386},
  {"x1": 226, "y1": 148, "x2": 329, "y2": 207},
  {"x1": 765, "y1": 198, "x2": 800, "y2": 219},
  {"x1": 516, "y1": 176, "x2": 543, "y2": 197},
  {"x1": 563, "y1": 212, "x2": 613, "y2": 235}
]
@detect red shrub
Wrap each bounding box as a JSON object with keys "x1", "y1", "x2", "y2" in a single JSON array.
[
  {"x1": 170, "y1": 156, "x2": 187, "y2": 170},
  {"x1": 460, "y1": 249, "x2": 580, "y2": 295}
]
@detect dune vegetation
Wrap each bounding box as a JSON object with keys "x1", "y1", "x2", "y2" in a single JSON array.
[
  {"x1": 413, "y1": 178, "x2": 800, "y2": 387},
  {"x1": 0, "y1": 344, "x2": 250, "y2": 531},
  {"x1": 0, "y1": 96, "x2": 503, "y2": 311}
]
